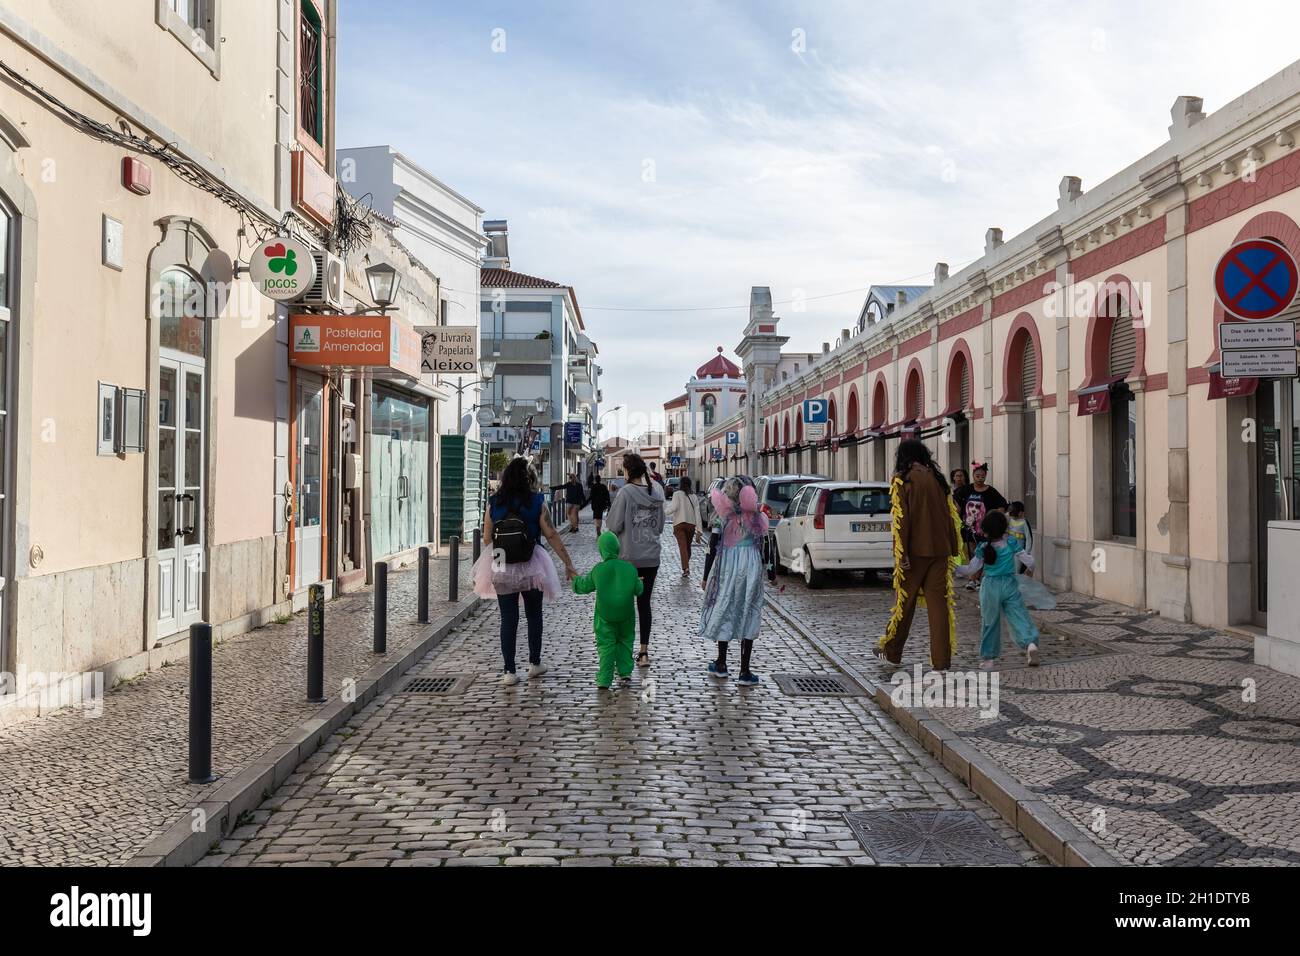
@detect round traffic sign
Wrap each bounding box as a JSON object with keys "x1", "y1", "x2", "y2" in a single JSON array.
[{"x1": 1214, "y1": 238, "x2": 1299, "y2": 320}]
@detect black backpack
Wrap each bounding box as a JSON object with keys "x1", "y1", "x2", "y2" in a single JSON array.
[{"x1": 492, "y1": 500, "x2": 536, "y2": 564}]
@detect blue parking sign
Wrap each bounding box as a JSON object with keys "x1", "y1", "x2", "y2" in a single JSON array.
[
  {"x1": 802, "y1": 399, "x2": 828, "y2": 424},
  {"x1": 726, "y1": 431, "x2": 739, "y2": 444}
]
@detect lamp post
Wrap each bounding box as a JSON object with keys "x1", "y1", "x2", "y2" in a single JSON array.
[
  {"x1": 444, "y1": 357, "x2": 497, "y2": 435},
  {"x1": 364, "y1": 262, "x2": 401, "y2": 312}
]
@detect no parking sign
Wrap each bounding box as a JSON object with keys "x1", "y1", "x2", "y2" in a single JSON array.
[{"x1": 1214, "y1": 238, "x2": 1300, "y2": 320}]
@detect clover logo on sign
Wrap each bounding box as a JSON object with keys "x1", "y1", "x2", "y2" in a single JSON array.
[{"x1": 264, "y1": 242, "x2": 298, "y2": 277}]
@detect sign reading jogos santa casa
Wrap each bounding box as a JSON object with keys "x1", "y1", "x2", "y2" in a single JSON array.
[
  {"x1": 289, "y1": 314, "x2": 422, "y2": 378},
  {"x1": 250, "y1": 236, "x2": 317, "y2": 301}
]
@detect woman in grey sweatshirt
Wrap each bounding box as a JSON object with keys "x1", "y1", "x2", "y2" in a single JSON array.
[{"x1": 606, "y1": 453, "x2": 665, "y2": 666}]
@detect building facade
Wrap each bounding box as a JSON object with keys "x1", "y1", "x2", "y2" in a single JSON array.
[
  {"x1": 478, "y1": 221, "x2": 599, "y2": 486},
  {"x1": 335, "y1": 145, "x2": 486, "y2": 436},
  {"x1": 694, "y1": 63, "x2": 1300, "y2": 645},
  {"x1": 0, "y1": 0, "x2": 342, "y2": 697}
]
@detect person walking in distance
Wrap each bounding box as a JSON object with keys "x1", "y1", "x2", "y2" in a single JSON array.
[
  {"x1": 588, "y1": 474, "x2": 611, "y2": 536},
  {"x1": 666, "y1": 476, "x2": 702, "y2": 575},
  {"x1": 474, "y1": 457, "x2": 577, "y2": 686},
  {"x1": 873, "y1": 439, "x2": 962, "y2": 671},
  {"x1": 960, "y1": 462, "x2": 1007, "y2": 589},
  {"x1": 605, "y1": 453, "x2": 665, "y2": 668},
  {"x1": 551, "y1": 473, "x2": 587, "y2": 533}
]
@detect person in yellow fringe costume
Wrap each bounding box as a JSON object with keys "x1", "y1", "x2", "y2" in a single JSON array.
[{"x1": 872, "y1": 439, "x2": 963, "y2": 670}]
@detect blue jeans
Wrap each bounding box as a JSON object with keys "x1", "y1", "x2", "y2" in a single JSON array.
[
  {"x1": 498, "y1": 589, "x2": 543, "y2": 673},
  {"x1": 979, "y1": 575, "x2": 1039, "y2": 659}
]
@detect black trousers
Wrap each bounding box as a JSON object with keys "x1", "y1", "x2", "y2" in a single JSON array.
[{"x1": 636, "y1": 565, "x2": 658, "y2": 646}]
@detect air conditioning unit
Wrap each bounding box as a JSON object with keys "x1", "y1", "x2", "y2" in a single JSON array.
[{"x1": 300, "y1": 250, "x2": 345, "y2": 309}]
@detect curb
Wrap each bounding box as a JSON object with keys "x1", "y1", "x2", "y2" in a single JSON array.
[
  {"x1": 127, "y1": 595, "x2": 483, "y2": 868},
  {"x1": 763, "y1": 593, "x2": 1120, "y2": 868}
]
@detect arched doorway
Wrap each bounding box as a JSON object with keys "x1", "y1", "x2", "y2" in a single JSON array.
[
  {"x1": 155, "y1": 266, "x2": 209, "y2": 635},
  {"x1": 871, "y1": 378, "x2": 888, "y2": 480},
  {"x1": 1003, "y1": 319, "x2": 1041, "y2": 528},
  {"x1": 846, "y1": 388, "x2": 860, "y2": 480},
  {"x1": 946, "y1": 346, "x2": 972, "y2": 471}
]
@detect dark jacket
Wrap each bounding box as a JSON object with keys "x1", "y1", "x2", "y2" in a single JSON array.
[
  {"x1": 588, "y1": 483, "x2": 611, "y2": 512},
  {"x1": 898, "y1": 463, "x2": 959, "y2": 559}
]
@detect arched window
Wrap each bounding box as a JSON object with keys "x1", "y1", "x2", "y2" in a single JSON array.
[
  {"x1": 702, "y1": 394, "x2": 716, "y2": 427},
  {"x1": 828, "y1": 396, "x2": 838, "y2": 436},
  {"x1": 872, "y1": 380, "x2": 888, "y2": 427},
  {"x1": 905, "y1": 370, "x2": 923, "y2": 421},
  {"x1": 846, "y1": 390, "x2": 860, "y2": 433},
  {"x1": 157, "y1": 267, "x2": 207, "y2": 358},
  {"x1": 1096, "y1": 293, "x2": 1138, "y2": 540}
]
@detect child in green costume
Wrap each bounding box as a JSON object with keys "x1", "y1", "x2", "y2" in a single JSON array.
[{"x1": 573, "y1": 531, "x2": 645, "y2": 688}]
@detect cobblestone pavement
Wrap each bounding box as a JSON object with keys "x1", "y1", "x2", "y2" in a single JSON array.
[
  {"x1": 0, "y1": 548, "x2": 474, "y2": 866},
  {"x1": 765, "y1": 566, "x2": 1300, "y2": 866},
  {"x1": 208, "y1": 526, "x2": 1042, "y2": 867}
]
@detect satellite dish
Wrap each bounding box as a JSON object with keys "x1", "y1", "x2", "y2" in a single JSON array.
[{"x1": 201, "y1": 249, "x2": 234, "y2": 286}]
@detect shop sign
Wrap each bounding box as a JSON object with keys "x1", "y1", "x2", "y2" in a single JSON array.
[
  {"x1": 250, "y1": 237, "x2": 316, "y2": 301},
  {"x1": 417, "y1": 325, "x2": 479, "y2": 375},
  {"x1": 289, "y1": 314, "x2": 421, "y2": 378},
  {"x1": 565, "y1": 421, "x2": 583, "y2": 445},
  {"x1": 1207, "y1": 371, "x2": 1258, "y2": 400}
]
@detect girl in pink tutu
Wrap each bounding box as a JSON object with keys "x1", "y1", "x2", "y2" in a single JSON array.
[{"x1": 473, "y1": 457, "x2": 577, "y2": 686}]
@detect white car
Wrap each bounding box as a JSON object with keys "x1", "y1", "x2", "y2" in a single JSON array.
[{"x1": 773, "y1": 481, "x2": 894, "y2": 588}]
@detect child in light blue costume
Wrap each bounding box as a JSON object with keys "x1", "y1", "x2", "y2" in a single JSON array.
[{"x1": 955, "y1": 510, "x2": 1039, "y2": 670}]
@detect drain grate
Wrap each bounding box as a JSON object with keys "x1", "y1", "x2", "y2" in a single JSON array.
[
  {"x1": 773, "y1": 673, "x2": 861, "y2": 697},
  {"x1": 400, "y1": 675, "x2": 473, "y2": 695},
  {"x1": 843, "y1": 810, "x2": 1022, "y2": 865}
]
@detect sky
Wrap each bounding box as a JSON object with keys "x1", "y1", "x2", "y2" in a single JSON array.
[{"x1": 337, "y1": 0, "x2": 1300, "y2": 438}]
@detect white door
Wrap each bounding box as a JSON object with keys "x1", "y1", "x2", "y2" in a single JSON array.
[
  {"x1": 157, "y1": 359, "x2": 205, "y2": 635},
  {"x1": 294, "y1": 375, "x2": 325, "y2": 590}
]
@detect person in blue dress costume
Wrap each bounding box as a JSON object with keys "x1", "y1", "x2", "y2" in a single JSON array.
[{"x1": 699, "y1": 475, "x2": 769, "y2": 685}]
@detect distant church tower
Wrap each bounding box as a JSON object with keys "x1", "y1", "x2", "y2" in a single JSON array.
[{"x1": 735, "y1": 287, "x2": 789, "y2": 469}]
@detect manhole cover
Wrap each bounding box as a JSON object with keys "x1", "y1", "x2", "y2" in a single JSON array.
[
  {"x1": 773, "y1": 673, "x2": 861, "y2": 697},
  {"x1": 400, "y1": 675, "x2": 473, "y2": 695},
  {"x1": 843, "y1": 810, "x2": 1021, "y2": 865}
]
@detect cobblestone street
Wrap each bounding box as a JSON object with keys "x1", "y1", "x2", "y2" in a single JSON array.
[
  {"x1": 0, "y1": 549, "x2": 474, "y2": 866},
  {"x1": 209, "y1": 526, "x2": 1041, "y2": 867},
  {"x1": 765, "y1": 564, "x2": 1300, "y2": 866}
]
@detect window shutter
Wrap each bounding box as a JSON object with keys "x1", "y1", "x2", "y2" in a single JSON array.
[
  {"x1": 1108, "y1": 304, "x2": 1137, "y2": 378},
  {"x1": 959, "y1": 360, "x2": 972, "y2": 409},
  {"x1": 1020, "y1": 340, "x2": 1037, "y2": 401}
]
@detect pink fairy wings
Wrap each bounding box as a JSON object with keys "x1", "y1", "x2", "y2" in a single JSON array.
[{"x1": 713, "y1": 486, "x2": 768, "y2": 547}]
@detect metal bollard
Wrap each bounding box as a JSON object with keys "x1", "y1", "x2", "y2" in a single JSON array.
[
  {"x1": 448, "y1": 536, "x2": 460, "y2": 603},
  {"x1": 188, "y1": 622, "x2": 214, "y2": 784},
  {"x1": 374, "y1": 562, "x2": 388, "y2": 654},
  {"x1": 417, "y1": 546, "x2": 429, "y2": 624},
  {"x1": 307, "y1": 583, "x2": 325, "y2": 702},
  {"x1": 472, "y1": 527, "x2": 482, "y2": 562}
]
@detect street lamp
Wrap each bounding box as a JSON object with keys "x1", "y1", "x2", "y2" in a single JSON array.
[
  {"x1": 502, "y1": 396, "x2": 516, "y2": 414},
  {"x1": 448, "y1": 356, "x2": 501, "y2": 433},
  {"x1": 364, "y1": 262, "x2": 400, "y2": 310}
]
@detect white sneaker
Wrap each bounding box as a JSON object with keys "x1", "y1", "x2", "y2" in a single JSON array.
[
  {"x1": 527, "y1": 663, "x2": 548, "y2": 679},
  {"x1": 501, "y1": 671, "x2": 520, "y2": 686},
  {"x1": 980, "y1": 660, "x2": 998, "y2": 671},
  {"x1": 1026, "y1": 643, "x2": 1040, "y2": 667}
]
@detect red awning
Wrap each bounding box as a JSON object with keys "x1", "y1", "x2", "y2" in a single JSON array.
[
  {"x1": 1076, "y1": 375, "x2": 1125, "y2": 417},
  {"x1": 1206, "y1": 367, "x2": 1259, "y2": 400}
]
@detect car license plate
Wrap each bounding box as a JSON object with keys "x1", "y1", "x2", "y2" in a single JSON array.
[{"x1": 852, "y1": 521, "x2": 888, "y2": 532}]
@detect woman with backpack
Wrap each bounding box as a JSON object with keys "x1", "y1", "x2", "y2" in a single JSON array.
[
  {"x1": 474, "y1": 457, "x2": 578, "y2": 686},
  {"x1": 606, "y1": 453, "x2": 665, "y2": 668}
]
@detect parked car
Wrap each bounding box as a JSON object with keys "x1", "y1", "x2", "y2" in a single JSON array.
[
  {"x1": 666, "y1": 476, "x2": 681, "y2": 495},
  {"x1": 754, "y1": 473, "x2": 827, "y2": 534},
  {"x1": 773, "y1": 481, "x2": 893, "y2": 588},
  {"x1": 698, "y1": 476, "x2": 727, "y2": 528}
]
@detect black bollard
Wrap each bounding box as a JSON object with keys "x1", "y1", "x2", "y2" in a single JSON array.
[
  {"x1": 448, "y1": 536, "x2": 460, "y2": 603},
  {"x1": 472, "y1": 527, "x2": 482, "y2": 562},
  {"x1": 417, "y1": 546, "x2": 429, "y2": 624},
  {"x1": 307, "y1": 584, "x2": 325, "y2": 702},
  {"x1": 374, "y1": 562, "x2": 388, "y2": 654},
  {"x1": 188, "y1": 622, "x2": 214, "y2": 784}
]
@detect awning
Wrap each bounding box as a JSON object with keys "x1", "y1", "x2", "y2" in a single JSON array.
[
  {"x1": 939, "y1": 405, "x2": 968, "y2": 423},
  {"x1": 1206, "y1": 365, "x2": 1259, "y2": 400},
  {"x1": 290, "y1": 314, "x2": 422, "y2": 379},
  {"x1": 1076, "y1": 375, "x2": 1126, "y2": 417}
]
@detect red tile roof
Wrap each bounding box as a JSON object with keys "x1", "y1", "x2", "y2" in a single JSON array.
[
  {"x1": 481, "y1": 267, "x2": 565, "y2": 289},
  {"x1": 696, "y1": 348, "x2": 741, "y2": 379},
  {"x1": 663, "y1": 393, "x2": 688, "y2": 409}
]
